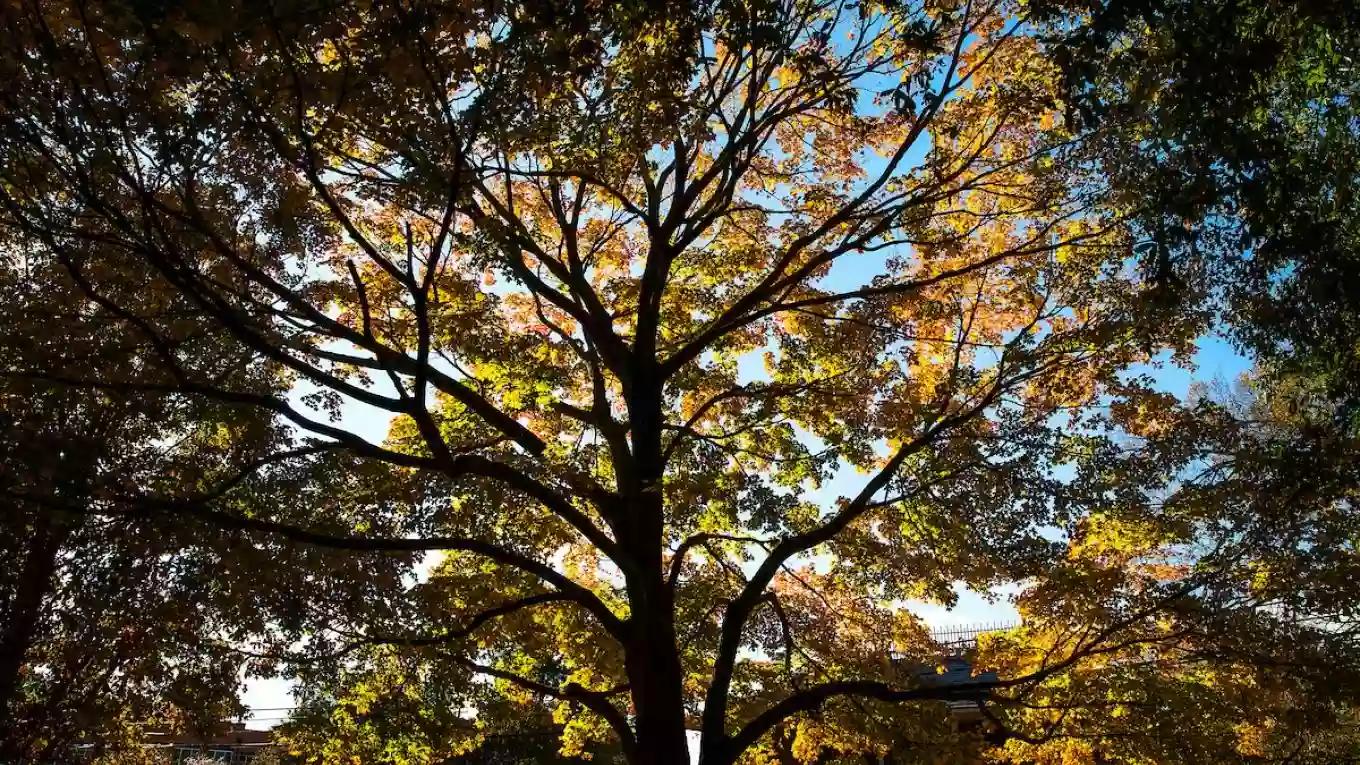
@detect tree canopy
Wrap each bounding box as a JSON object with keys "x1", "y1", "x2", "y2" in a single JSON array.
[
  {"x1": 0, "y1": 220, "x2": 263, "y2": 757},
  {"x1": 1, "y1": 0, "x2": 1357, "y2": 763},
  {"x1": 1035, "y1": 0, "x2": 1360, "y2": 416}
]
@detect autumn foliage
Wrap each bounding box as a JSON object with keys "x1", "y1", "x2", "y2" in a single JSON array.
[{"x1": 0, "y1": 0, "x2": 1357, "y2": 763}]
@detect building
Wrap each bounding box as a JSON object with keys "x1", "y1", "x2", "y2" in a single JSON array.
[
  {"x1": 902, "y1": 654, "x2": 1001, "y2": 722},
  {"x1": 72, "y1": 724, "x2": 278, "y2": 765},
  {"x1": 144, "y1": 725, "x2": 275, "y2": 765},
  {"x1": 891, "y1": 623, "x2": 1013, "y2": 722}
]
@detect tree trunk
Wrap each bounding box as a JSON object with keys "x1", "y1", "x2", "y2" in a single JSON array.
[
  {"x1": 621, "y1": 359, "x2": 690, "y2": 764},
  {"x1": 0, "y1": 507, "x2": 67, "y2": 757},
  {"x1": 625, "y1": 583, "x2": 691, "y2": 765}
]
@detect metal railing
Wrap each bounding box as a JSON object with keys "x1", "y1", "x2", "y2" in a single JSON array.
[{"x1": 928, "y1": 621, "x2": 1017, "y2": 650}]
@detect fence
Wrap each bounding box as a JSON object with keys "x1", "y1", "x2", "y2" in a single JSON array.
[{"x1": 928, "y1": 621, "x2": 1017, "y2": 651}]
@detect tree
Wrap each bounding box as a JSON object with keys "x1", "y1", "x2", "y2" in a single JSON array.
[
  {"x1": 0, "y1": 226, "x2": 447, "y2": 757},
  {"x1": 963, "y1": 366, "x2": 1360, "y2": 764},
  {"x1": 0, "y1": 107, "x2": 397, "y2": 757},
  {"x1": 1032, "y1": 0, "x2": 1360, "y2": 419},
  {"x1": 1, "y1": 0, "x2": 1351, "y2": 763},
  {"x1": 277, "y1": 645, "x2": 625, "y2": 763},
  {"x1": 984, "y1": 8, "x2": 1360, "y2": 758},
  {"x1": 0, "y1": 253, "x2": 256, "y2": 756}
]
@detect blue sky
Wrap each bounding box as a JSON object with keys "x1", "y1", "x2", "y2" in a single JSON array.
[{"x1": 912, "y1": 349, "x2": 1250, "y2": 627}]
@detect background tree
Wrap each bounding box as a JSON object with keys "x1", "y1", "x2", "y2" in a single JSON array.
[
  {"x1": 0, "y1": 252, "x2": 259, "y2": 757},
  {"x1": 974, "y1": 4, "x2": 1360, "y2": 759},
  {"x1": 277, "y1": 645, "x2": 626, "y2": 763},
  {"x1": 0, "y1": 108, "x2": 412, "y2": 758},
  {"x1": 2, "y1": 0, "x2": 1356, "y2": 763},
  {"x1": 970, "y1": 369, "x2": 1360, "y2": 764},
  {"x1": 1033, "y1": 0, "x2": 1360, "y2": 416}
]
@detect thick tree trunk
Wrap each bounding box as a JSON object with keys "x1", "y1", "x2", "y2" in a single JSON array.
[
  {"x1": 625, "y1": 583, "x2": 691, "y2": 765},
  {"x1": 621, "y1": 361, "x2": 690, "y2": 765},
  {"x1": 620, "y1": 499, "x2": 689, "y2": 765}
]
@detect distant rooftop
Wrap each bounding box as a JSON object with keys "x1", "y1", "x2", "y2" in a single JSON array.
[{"x1": 893, "y1": 653, "x2": 1001, "y2": 720}]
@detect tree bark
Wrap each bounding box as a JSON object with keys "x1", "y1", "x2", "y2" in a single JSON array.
[
  {"x1": 625, "y1": 589, "x2": 691, "y2": 765},
  {"x1": 0, "y1": 506, "x2": 68, "y2": 758},
  {"x1": 621, "y1": 497, "x2": 691, "y2": 764},
  {"x1": 621, "y1": 358, "x2": 691, "y2": 765}
]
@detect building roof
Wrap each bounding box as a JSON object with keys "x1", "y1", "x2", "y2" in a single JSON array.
[
  {"x1": 894, "y1": 655, "x2": 1000, "y2": 720},
  {"x1": 136, "y1": 727, "x2": 275, "y2": 747}
]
